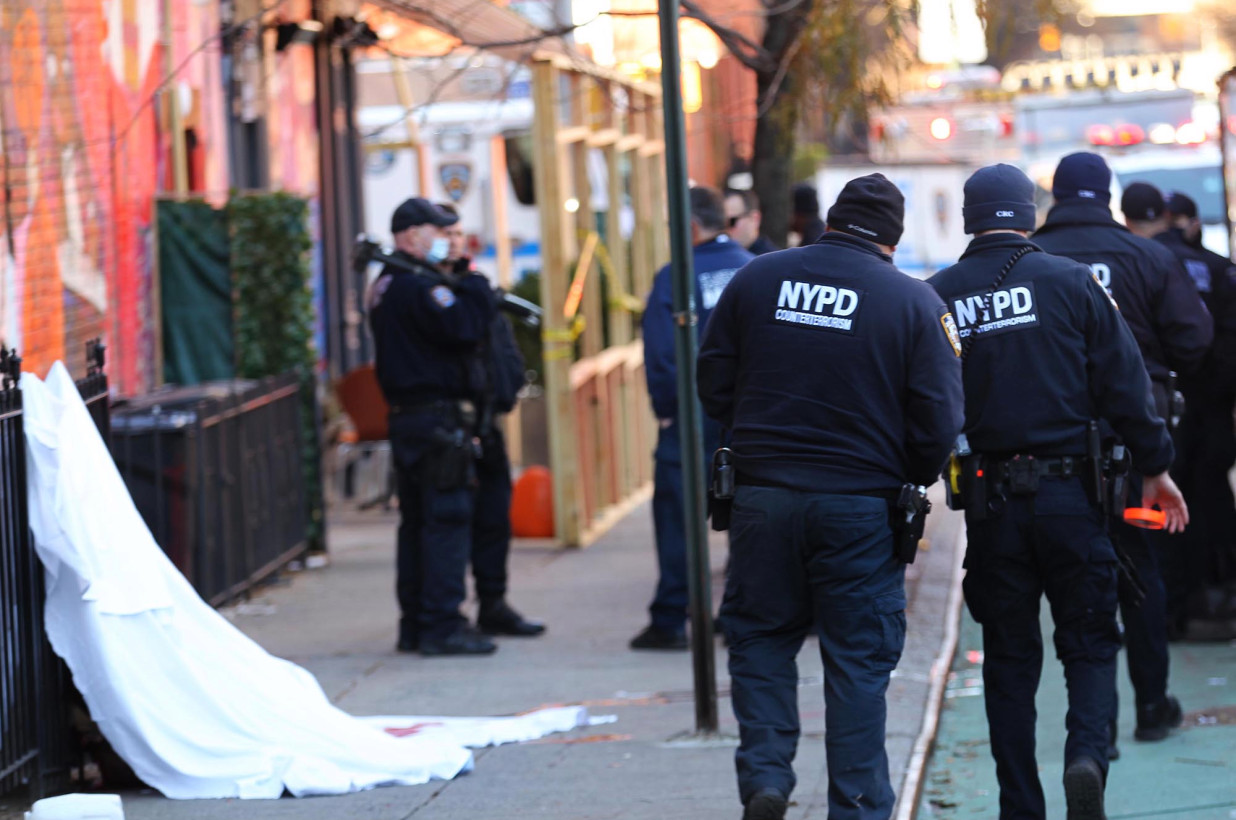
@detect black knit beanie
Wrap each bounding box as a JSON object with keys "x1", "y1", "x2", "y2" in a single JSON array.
[{"x1": 825, "y1": 174, "x2": 905, "y2": 247}]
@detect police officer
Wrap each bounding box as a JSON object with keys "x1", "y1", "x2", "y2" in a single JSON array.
[
  {"x1": 790, "y1": 183, "x2": 827, "y2": 246},
  {"x1": 724, "y1": 189, "x2": 779, "y2": 255},
  {"x1": 437, "y1": 203, "x2": 545, "y2": 639},
  {"x1": 1034, "y1": 154, "x2": 1212, "y2": 747},
  {"x1": 929, "y1": 164, "x2": 1187, "y2": 820},
  {"x1": 699, "y1": 174, "x2": 963, "y2": 820},
  {"x1": 632, "y1": 185, "x2": 753, "y2": 650},
  {"x1": 368, "y1": 197, "x2": 497, "y2": 656},
  {"x1": 1158, "y1": 192, "x2": 1236, "y2": 633}
]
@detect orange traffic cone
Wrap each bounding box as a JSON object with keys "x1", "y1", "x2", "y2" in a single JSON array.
[{"x1": 511, "y1": 466, "x2": 554, "y2": 538}]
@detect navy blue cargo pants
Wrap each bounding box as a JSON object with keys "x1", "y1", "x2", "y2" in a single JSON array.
[
  {"x1": 963, "y1": 476, "x2": 1120, "y2": 820},
  {"x1": 721, "y1": 485, "x2": 906, "y2": 820},
  {"x1": 649, "y1": 418, "x2": 719, "y2": 634},
  {"x1": 1113, "y1": 474, "x2": 1170, "y2": 723},
  {"x1": 391, "y1": 410, "x2": 473, "y2": 645},
  {"x1": 472, "y1": 427, "x2": 512, "y2": 605}
]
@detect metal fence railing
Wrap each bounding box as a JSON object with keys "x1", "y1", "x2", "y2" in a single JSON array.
[
  {"x1": 111, "y1": 374, "x2": 308, "y2": 607},
  {"x1": 0, "y1": 342, "x2": 110, "y2": 800},
  {"x1": 0, "y1": 349, "x2": 42, "y2": 797}
]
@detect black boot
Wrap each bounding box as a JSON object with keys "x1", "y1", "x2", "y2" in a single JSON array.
[
  {"x1": 1135, "y1": 695, "x2": 1183, "y2": 741},
  {"x1": 742, "y1": 787, "x2": 788, "y2": 820},
  {"x1": 420, "y1": 624, "x2": 498, "y2": 656},
  {"x1": 629, "y1": 624, "x2": 687, "y2": 650},
  {"x1": 478, "y1": 599, "x2": 546, "y2": 636},
  {"x1": 1063, "y1": 757, "x2": 1107, "y2": 820},
  {"x1": 396, "y1": 619, "x2": 418, "y2": 653}
]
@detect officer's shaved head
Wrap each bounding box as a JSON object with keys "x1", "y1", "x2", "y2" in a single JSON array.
[{"x1": 689, "y1": 186, "x2": 726, "y2": 233}]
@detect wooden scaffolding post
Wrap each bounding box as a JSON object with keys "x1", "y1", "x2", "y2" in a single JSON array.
[{"x1": 532, "y1": 60, "x2": 583, "y2": 545}]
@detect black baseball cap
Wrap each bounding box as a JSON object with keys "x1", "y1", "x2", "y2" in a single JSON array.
[
  {"x1": 1165, "y1": 191, "x2": 1198, "y2": 219},
  {"x1": 1120, "y1": 182, "x2": 1165, "y2": 221},
  {"x1": 391, "y1": 198, "x2": 458, "y2": 234}
]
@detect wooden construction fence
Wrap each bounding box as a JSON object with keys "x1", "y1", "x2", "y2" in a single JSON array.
[{"x1": 531, "y1": 54, "x2": 669, "y2": 546}]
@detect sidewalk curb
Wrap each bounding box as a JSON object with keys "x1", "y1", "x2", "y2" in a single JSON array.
[{"x1": 893, "y1": 522, "x2": 967, "y2": 820}]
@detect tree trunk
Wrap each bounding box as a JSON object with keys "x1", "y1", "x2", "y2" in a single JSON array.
[{"x1": 752, "y1": 69, "x2": 797, "y2": 248}]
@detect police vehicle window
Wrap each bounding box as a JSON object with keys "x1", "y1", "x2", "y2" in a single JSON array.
[
  {"x1": 505, "y1": 133, "x2": 536, "y2": 206},
  {"x1": 1115, "y1": 167, "x2": 1224, "y2": 223}
]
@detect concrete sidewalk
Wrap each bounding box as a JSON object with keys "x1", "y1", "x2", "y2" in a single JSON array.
[
  {"x1": 10, "y1": 499, "x2": 965, "y2": 820},
  {"x1": 918, "y1": 587, "x2": 1236, "y2": 818}
]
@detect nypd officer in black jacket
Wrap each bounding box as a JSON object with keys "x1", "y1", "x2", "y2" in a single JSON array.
[
  {"x1": 437, "y1": 203, "x2": 545, "y2": 639},
  {"x1": 1158, "y1": 192, "x2": 1236, "y2": 632},
  {"x1": 930, "y1": 165, "x2": 1188, "y2": 820},
  {"x1": 699, "y1": 174, "x2": 963, "y2": 820},
  {"x1": 1034, "y1": 155, "x2": 1212, "y2": 751},
  {"x1": 368, "y1": 197, "x2": 498, "y2": 656}
]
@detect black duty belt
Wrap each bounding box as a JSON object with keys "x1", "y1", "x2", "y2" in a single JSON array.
[
  {"x1": 735, "y1": 471, "x2": 900, "y2": 502},
  {"x1": 988, "y1": 454, "x2": 1084, "y2": 481},
  {"x1": 389, "y1": 399, "x2": 477, "y2": 425}
]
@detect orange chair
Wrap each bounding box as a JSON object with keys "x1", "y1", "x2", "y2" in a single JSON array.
[{"x1": 335, "y1": 365, "x2": 394, "y2": 509}]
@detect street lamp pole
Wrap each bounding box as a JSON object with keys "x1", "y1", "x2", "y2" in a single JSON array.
[{"x1": 657, "y1": 0, "x2": 719, "y2": 735}]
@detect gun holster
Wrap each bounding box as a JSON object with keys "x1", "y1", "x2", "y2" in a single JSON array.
[
  {"x1": 428, "y1": 427, "x2": 479, "y2": 491},
  {"x1": 893, "y1": 483, "x2": 931, "y2": 564},
  {"x1": 708, "y1": 448, "x2": 735, "y2": 532}
]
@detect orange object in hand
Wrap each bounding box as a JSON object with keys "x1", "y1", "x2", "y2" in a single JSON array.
[
  {"x1": 1123, "y1": 507, "x2": 1166, "y2": 530},
  {"x1": 511, "y1": 466, "x2": 555, "y2": 538}
]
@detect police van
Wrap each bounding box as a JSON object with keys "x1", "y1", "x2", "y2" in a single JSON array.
[{"x1": 358, "y1": 99, "x2": 616, "y2": 284}]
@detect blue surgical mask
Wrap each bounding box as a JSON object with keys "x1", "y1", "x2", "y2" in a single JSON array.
[{"x1": 426, "y1": 237, "x2": 451, "y2": 264}]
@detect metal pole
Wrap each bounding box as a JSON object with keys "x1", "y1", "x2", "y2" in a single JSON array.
[{"x1": 657, "y1": 0, "x2": 718, "y2": 734}]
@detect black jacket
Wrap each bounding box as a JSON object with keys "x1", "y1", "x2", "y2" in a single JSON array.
[
  {"x1": 486, "y1": 314, "x2": 526, "y2": 414},
  {"x1": 366, "y1": 251, "x2": 495, "y2": 406},
  {"x1": 697, "y1": 232, "x2": 964, "y2": 493},
  {"x1": 929, "y1": 233, "x2": 1174, "y2": 476},
  {"x1": 1156, "y1": 227, "x2": 1236, "y2": 396},
  {"x1": 1033, "y1": 200, "x2": 1212, "y2": 384},
  {"x1": 747, "y1": 235, "x2": 779, "y2": 256}
]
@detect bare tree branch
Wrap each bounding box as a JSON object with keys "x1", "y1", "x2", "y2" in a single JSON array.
[
  {"x1": 680, "y1": 0, "x2": 776, "y2": 73},
  {"x1": 755, "y1": 35, "x2": 803, "y2": 116}
]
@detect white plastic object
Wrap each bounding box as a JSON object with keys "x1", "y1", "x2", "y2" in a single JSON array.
[{"x1": 25, "y1": 793, "x2": 124, "y2": 820}]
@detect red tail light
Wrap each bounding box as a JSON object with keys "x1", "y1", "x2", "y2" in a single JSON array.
[{"x1": 1086, "y1": 124, "x2": 1116, "y2": 146}]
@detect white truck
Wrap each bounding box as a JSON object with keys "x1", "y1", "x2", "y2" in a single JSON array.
[
  {"x1": 358, "y1": 99, "x2": 615, "y2": 285},
  {"x1": 814, "y1": 163, "x2": 974, "y2": 279}
]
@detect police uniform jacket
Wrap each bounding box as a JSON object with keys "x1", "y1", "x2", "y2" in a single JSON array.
[
  {"x1": 486, "y1": 314, "x2": 526, "y2": 415},
  {"x1": 697, "y1": 231, "x2": 964, "y2": 495},
  {"x1": 747, "y1": 235, "x2": 779, "y2": 256},
  {"x1": 1033, "y1": 200, "x2": 1213, "y2": 385},
  {"x1": 1156, "y1": 227, "x2": 1236, "y2": 396},
  {"x1": 643, "y1": 234, "x2": 754, "y2": 421},
  {"x1": 367, "y1": 251, "x2": 496, "y2": 408},
  {"x1": 928, "y1": 233, "x2": 1174, "y2": 477}
]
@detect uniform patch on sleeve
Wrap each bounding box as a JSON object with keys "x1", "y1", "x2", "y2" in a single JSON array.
[
  {"x1": 430, "y1": 285, "x2": 456, "y2": 309},
  {"x1": 940, "y1": 311, "x2": 962, "y2": 357}
]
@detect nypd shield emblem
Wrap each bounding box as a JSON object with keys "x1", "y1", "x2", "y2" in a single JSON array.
[
  {"x1": 439, "y1": 163, "x2": 472, "y2": 203},
  {"x1": 940, "y1": 312, "x2": 962, "y2": 357}
]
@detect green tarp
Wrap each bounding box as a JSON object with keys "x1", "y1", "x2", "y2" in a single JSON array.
[{"x1": 158, "y1": 200, "x2": 234, "y2": 385}]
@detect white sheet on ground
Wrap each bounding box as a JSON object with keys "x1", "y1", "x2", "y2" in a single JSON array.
[{"x1": 22, "y1": 363, "x2": 587, "y2": 800}]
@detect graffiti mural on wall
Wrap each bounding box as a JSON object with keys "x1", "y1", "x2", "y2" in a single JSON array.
[
  {"x1": 0, "y1": 0, "x2": 164, "y2": 394},
  {"x1": 0, "y1": 0, "x2": 324, "y2": 394}
]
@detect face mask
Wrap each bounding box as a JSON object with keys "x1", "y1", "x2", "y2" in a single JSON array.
[{"x1": 426, "y1": 237, "x2": 451, "y2": 264}]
